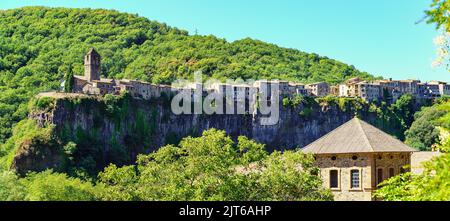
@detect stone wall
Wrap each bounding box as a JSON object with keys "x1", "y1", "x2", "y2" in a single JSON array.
[
  {"x1": 315, "y1": 152, "x2": 411, "y2": 201},
  {"x1": 315, "y1": 153, "x2": 373, "y2": 201},
  {"x1": 372, "y1": 152, "x2": 411, "y2": 187}
]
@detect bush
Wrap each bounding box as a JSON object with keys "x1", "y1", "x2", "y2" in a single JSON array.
[
  {"x1": 32, "y1": 97, "x2": 55, "y2": 111},
  {"x1": 23, "y1": 170, "x2": 100, "y2": 201}
]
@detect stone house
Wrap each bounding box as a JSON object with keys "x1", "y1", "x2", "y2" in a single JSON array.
[
  {"x1": 288, "y1": 82, "x2": 310, "y2": 96},
  {"x1": 356, "y1": 81, "x2": 381, "y2": 102},
  {"x1": 306, "y1": 82, "x2": 329, "y2": 97},
  {"x1": 329, "y1": 86, "x2": 339, "y2": 96},
  {"x1": 428, "y1": 81, "x2": 450, "y2": 96},
  {"x1": 418, "y1": 82, "x2": 441, "y2": 99},
  {"x1": 339, "y1": 77, "x2": 362, "y2": 98},
  {"x1": 339, "y1": 78, "x2": 381, "y2": 102},
  {"x1": 302, "y1": 118, "x2": 415, "y2": 201},
  {"x1": 377, "y1": 79, "x2": 420, "y2": 102}
]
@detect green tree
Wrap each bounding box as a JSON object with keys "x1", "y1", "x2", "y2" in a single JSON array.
[
  {"x1": 0, "y1": 171, "x2": 26, "y2": 201},
  {"x1": 63, "y1": 66, "x2": 74, "y2": 93},
  {"x1": 23, "y1": 170, "x2": 100, "y2": 201},
  {"x1": 97, "y1": 129, "x2": 333, "y2": 201},
  {"x1": 405, "y1": 104, "x2": 448, "y2": 150},
  {"x1": 393, "y1": 95, "x2": 415, "y2": 123},
  {"x1": 426, "y1": 0, "x2": 450, "y2": 31}
]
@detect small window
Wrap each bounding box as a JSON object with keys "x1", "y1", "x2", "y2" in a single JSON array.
[
  {"x1": 330, "y1": 170, "x2": 339, "y2": 188},
  {"x1": 377, "y1": 168, "x2": 383, "y2": 185},
  {"x1": 331, "y1": 156, "x2": 337, "y2": 161},
  {"x1": 388, "y1": 169, "x2": 394, "y2": 179},
  {"x1": 351, "y1": 169, "x2": 360, "y2": 189},
  {"x1": 352, "y1": 155, "x2": 358, "y2": 160}
]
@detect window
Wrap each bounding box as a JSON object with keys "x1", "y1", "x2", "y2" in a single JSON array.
[
  {"x1": 351, "y1": 169, "x2": 360, "y2": 189},
  {"x1": 389, "y1": 168, "x2": 395, "y2": 178},
  {"x1": 377, "y1": 168, "x2": 383, "y2": 185},
  {"x1": 330, "y1": 170, "x2": 339, "y2": 189}
]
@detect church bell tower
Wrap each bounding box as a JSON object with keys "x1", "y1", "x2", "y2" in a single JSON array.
[{"x1": 84, "y1": 48, "x2": 101, "y2": 82}]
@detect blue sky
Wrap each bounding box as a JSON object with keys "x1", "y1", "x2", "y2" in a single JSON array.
[{"x1": 1, "y1": 0, "x2": 448, "y2": 81}]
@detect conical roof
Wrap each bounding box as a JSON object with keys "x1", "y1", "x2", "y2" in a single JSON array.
[{"x1": 302, "y1": 118, "x2": 416, "y2": 154}]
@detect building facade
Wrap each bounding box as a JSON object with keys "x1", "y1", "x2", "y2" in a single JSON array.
[{"x1": 306, "y1": 82, "x2": 330, "y2": 97}]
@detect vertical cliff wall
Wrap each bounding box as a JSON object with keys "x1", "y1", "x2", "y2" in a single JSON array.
[{"x1": 14, "y1": 94, "x2": 380, "y2": 174}]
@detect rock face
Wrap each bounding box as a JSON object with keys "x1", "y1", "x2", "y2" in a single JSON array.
[{"x1": 16, "y1": 95, "x2": 376, "y2": 174}]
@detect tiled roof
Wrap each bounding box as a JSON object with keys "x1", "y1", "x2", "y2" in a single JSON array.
[{"x1": 302, "y1": 118, "x2": 416, "y2": 154}]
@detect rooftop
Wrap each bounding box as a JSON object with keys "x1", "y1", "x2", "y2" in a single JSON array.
[{"x1": 302, "y1": 118, "x2": 416, "y2": 154}]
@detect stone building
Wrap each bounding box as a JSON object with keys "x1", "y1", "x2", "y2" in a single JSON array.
[
  {"x1": 208, "y1": 83, "x2": 254, "y2": 101},
  {"x1": 339, "y1": 78, "x2": 381, "y2": 102},
  {"x1": 356, "y1": 81, "x2": 381, "y2": 102},
  {"x1": 289, "y1": 82, "x2": 310, "y2": 96},
  {"x1": 377, "y1": 79, "x2": 420, "y2": 102},
  {"x1": 84, "y1": 48, "x2": 101, "y2": 82},
  {"x1": 302, "y1": 118, "x2": 415, "y2": 201},
  {"x1": 306, "y1": 82, "x2": 329, "y2": 97},
  {"x1": 418, "y1": 82, "x2": 441, "y2": 99},
  {"x1": 73, "y1": 48, "x2": 173, "y2": 98},
  {"x1": 428, "y1": 81, "x2": 450, "y2": 96},
  {"x1": 329, "y1": 86, "x2": 339, "y2": 96},
  {"x1": 74, "y1": 48, "x2": 118, "y2": 95}
]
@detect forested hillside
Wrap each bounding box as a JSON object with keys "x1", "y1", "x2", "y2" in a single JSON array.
[{"x1": 0, "y1": 7, "x2": 379, "y2": 143}]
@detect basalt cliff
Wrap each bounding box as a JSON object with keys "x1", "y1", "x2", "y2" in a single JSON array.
[{"x1": 11, "y1": 93, "x2": 407, "y2": 175}]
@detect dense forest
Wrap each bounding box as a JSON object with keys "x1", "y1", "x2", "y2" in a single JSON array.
[{"x1": 0, "y1": 7, "x2": 379, "y2": 144}]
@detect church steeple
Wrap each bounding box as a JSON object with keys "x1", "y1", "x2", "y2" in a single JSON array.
[{"x1": 84, "y1": 48, "x2": 101, "y2": 82}]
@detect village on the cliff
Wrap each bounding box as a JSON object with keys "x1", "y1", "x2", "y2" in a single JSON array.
[{"x1": 69, "y1": 49, "x2": 450, "y2": 105}]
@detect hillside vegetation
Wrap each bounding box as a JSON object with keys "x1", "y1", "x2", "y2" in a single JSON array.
[{"x1": 0, "y1": 7, "x2": 379, "y2": 143}]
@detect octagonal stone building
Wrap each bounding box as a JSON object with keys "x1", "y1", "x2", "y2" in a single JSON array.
[{"x1": 302, "y1": 117, "x2": 416, "y2": 201}]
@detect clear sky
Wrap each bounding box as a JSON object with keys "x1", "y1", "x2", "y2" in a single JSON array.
[{"x1": 1, "y1": 0, "x2": 449, "y2": 81}]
